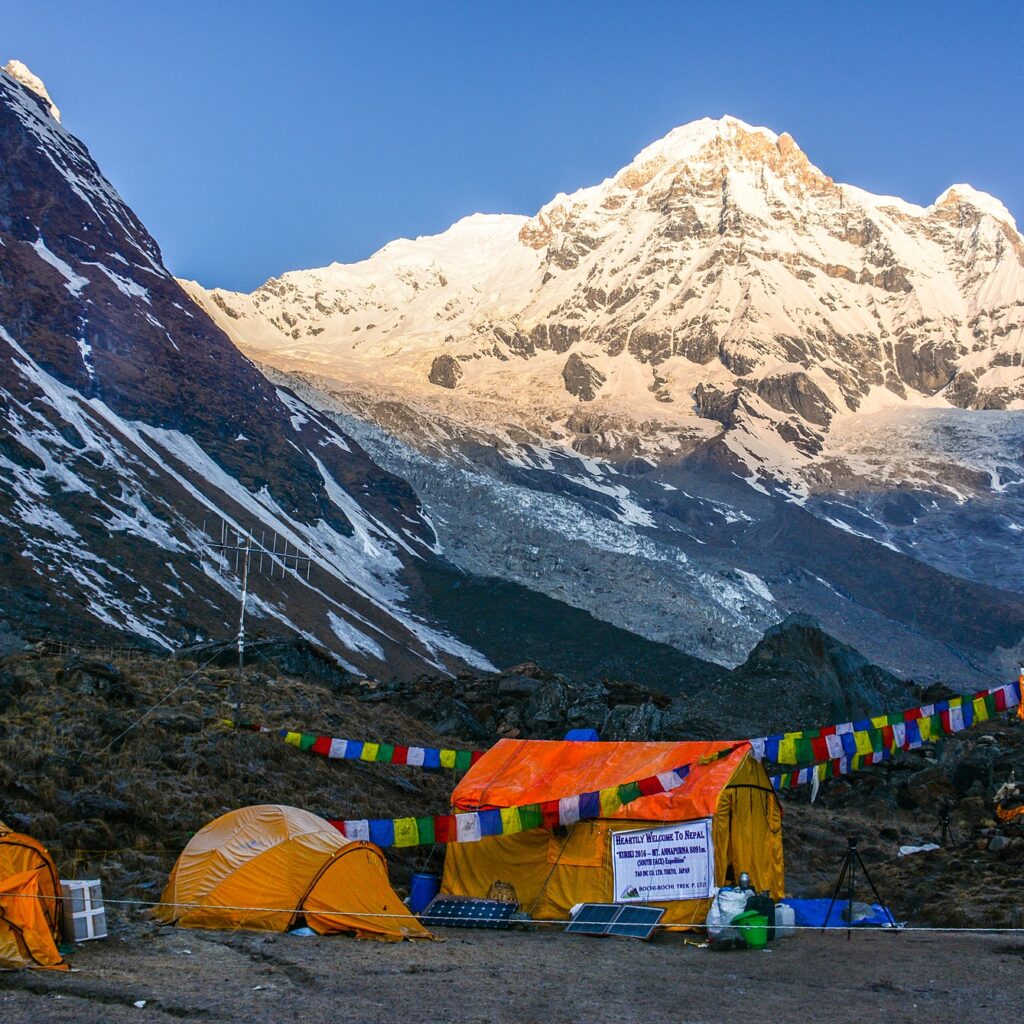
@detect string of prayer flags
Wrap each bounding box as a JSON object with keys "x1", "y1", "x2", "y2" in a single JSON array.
[
  {"x1": 762, "y1": 679, "x2": 1023, "y2": 791},
  {"x1": 326, "y1": 744, "x2": 742, "y2": 848},
  {"x1": 231, "y1": 722, "x2": 484, "y2": 771},
  {"x1": 769, "y1": 749, "x2": 892, "y2": 792},
  {"x1": 750, "y1": 680, "x2": 1021, "y2": 770}
]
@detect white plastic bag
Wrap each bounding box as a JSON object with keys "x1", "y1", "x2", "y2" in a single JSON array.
[{"x1": 705, "y1": 887, "x2": 750, "y2": 940}]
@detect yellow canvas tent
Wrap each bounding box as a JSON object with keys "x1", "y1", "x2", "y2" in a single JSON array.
[
  {"x1": 442, "y1": 739, "x2": 783, "y2": 928},
  {"x1": 0, "y1": 819, "x2": 67, "y2": 970},
  {"x1": 155, "y1": 805, "x2": 428, "y2": 941}
]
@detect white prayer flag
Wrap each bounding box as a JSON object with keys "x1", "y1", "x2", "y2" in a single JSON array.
[
  {"x1": 345, "y1": 819, "x2": 370, "y2": 841},
  {"x1": 558, "y1": 795, "x2": 580, "y2": 825},
  {"x1": 455, "y1": 813, "x2": 482, "y2": 843}
]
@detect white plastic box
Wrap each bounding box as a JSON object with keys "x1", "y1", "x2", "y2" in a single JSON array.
[{"x1": 60, "y1": 879, "x2": 107, "y2": 941}]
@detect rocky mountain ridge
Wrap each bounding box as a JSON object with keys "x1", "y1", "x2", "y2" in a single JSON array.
[{"x1": 0, "y1": 63, "x2": 497, "y2": 677}]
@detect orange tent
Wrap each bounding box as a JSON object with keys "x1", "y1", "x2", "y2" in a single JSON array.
[
  {"x1": 442, "y1": 739, "x2": 784, "y2": 928},
  {"x1": 156, "y1": 805, "x2": 429, "y2": 941},
  {"x1": 0, "y1": 820, "x2": 66, "y2": 970}
]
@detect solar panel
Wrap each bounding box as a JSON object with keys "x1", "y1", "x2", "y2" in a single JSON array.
[
  {"x1": 564, "y1": 903, "x2": 620, "y2": 934},
  {"x1": 420, "y1": 896, "x2": 517, "y2": 930},
  {"x1": 607, "y1": 905, "x2": 664, "y2": 940},
  {"x1": 565, "y1": 903, "x2": 665, "y2": 940}
]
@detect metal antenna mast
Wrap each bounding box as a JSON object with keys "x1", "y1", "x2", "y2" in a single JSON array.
[
  {"x1": 235, "y1": 532, "x2": 252, "y2": 715},
  {"x1": 205, "y1": 519, "x2": 312, "y2": 721}
]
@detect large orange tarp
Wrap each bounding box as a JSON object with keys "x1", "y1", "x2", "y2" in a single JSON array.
[
  {"x1": 451, "y1": 739, "x2": 750, "y2": 819},
  {"x1": 444, "y1": 740, "x2": 784, "y2": 927},
  {"x1": 157, "y1": 805, "x2": 428, "y2": 941}
]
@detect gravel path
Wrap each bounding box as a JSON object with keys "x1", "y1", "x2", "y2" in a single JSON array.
[{"x1": 1, "y1": 918, "x2": 1021, "y2": 1023}]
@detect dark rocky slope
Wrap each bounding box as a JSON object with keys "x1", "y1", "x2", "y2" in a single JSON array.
[{"x1": 0, "y1": 66, "x2": 464, "y2": 675}]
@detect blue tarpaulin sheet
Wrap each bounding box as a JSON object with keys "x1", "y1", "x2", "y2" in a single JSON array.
[
  {"x1": 564, "y1": 728, "x2": 600, "y2": 741},
  {"x1": 782, "y1": 898, "x2": 896, "y2": 928}
]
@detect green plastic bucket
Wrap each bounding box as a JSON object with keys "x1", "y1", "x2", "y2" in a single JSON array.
[{"x1": 732, "y1": 910, "x2": 769, "y2": 948}]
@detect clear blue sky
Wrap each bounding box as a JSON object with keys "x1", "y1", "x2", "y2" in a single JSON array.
[{"x1": 8, "y1": 1, "x2": 1023, "y2": 291}]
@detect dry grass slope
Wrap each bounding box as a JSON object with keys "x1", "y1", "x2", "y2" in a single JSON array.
[{"x1": 0, "y1": 650, "x2": 457, "y2": 898}]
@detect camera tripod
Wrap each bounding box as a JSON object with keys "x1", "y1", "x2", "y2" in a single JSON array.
[
  {"x1": 939, "y1": 804, "x2": 955, "y2": 847},
  {"x1": 823, "y1": 838, "x2": 897, "y2": 939}
]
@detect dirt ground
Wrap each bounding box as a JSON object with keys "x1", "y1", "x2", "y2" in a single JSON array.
[{"x1": 1, "y1": 913, "x2": 1022, "y2": 1024}]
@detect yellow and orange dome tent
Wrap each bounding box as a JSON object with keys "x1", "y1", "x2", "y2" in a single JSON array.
[
  {"x1": 155, "y1": 805, "x2": 428, "y2": 941},
  {"x1": 0, "y1": 819, "x2": 67, "y2": 970}
]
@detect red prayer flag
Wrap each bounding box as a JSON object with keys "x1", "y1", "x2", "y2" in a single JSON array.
[
  {"x1": 433, "y1": 815, "x2": 456, "y2": 843},
  {"x1": 638, "y1": 775, "x2": 663, "y2": 797},
  {"x1": 312, "y1": 736, "x2": 332, "y2": 757},
  {"x1": 540, "y1": 800, "x2": 561, "y2": 829},
  {"x1": 392, "y1": 745, "x2": 409, "y2": 765}
]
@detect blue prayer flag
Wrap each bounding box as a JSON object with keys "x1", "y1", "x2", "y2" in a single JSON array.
[{"x1": 369, "y1": 818, "x2": 396, "y2": 846}]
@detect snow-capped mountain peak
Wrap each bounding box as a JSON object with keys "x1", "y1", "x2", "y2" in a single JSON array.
[
  {"x1": 186, "y1": 116, "x2": 1024, "y2": 502},
  {"x1": 3, "y1": 60, "x2": 60, "y2": 121},
  {"x1": 934, "y1": 183, "x2": 1017, "y2": 229}
]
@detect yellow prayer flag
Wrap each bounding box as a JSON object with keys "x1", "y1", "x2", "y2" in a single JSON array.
[
  {"x1": 854, "y1": 731, "x2": 873, "y2": 755},
  {"x1": 439, "y1": 749, "x2": 457, "y2": 769},
  {"x1": 393, "y1": 817, "x2": 419, "y2": 847},
  {"x1": 777, "y1": 737, "x2": 797, "y2": 764},
  {"x1": 499, "y1": 807, "x2": 521, "y2": 835},
  {"x1": 360, "y1": 742, "x2": 380, "y2": 762},
  {"x1": 973, "y1": 697, "x2": 989, "y2": 722},
  {"x1": 284, "y1": 731, "x2": 302, "y2": 747},
  {"x1": 600, "y1": 787, "x2": 622, "y2": 816}
]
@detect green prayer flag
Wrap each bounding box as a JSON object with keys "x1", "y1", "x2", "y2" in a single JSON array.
[
  {"x1": 454, "y1": 750, "x2": 473, "y2": 771},
  {"x1": 518, "y1": 804, "x2": 543, "y2": 831},
  {"x1": 415, "y1": 816, "x2": 435, "y2": 845},
  {"x1": 617, "y1": 781, "x2": 642, "y2": 805}
]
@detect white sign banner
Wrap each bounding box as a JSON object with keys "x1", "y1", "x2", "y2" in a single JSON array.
[{"x1": 611, "y1": 819, "x2": 715, "y2": 903}]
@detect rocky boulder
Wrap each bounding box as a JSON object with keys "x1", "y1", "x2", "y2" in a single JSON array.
[
  {"x1": 754, "y1": 371, "x2": 837, "y2": 427},
  {"x1": 673, "y1": 613, "x2": 916, "y2": 737},
  {"x1": 561, "y1": 352, "x2": 607, "y2": 401},
  {"x1": 428, "y1": 354, "x2": 463, "y2": 389}
]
